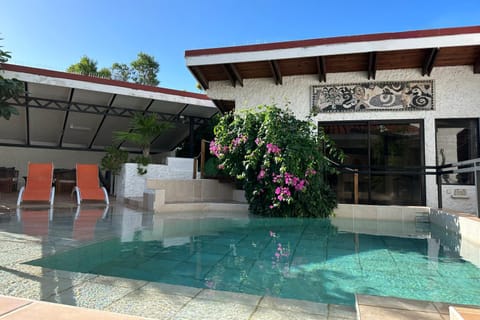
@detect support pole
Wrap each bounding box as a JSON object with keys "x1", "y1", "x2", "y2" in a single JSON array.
[
  {"x1": 200, "y1": 139, "x2": 207, "y2": 179},
  {"x1": 354, "y1": 170, "x2": 359, "y2": 204},
  {"x1": 476, "y1": 170, "x2": 480, "y2": 218}
]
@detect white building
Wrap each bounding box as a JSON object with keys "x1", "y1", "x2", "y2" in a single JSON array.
[{"x1": 185, "y1": 26, "x2": 480, "y2": 212}]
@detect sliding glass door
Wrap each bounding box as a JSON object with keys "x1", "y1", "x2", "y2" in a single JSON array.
[{"x1": 322, "y1": 120, "x2": 425, "y2": 205}]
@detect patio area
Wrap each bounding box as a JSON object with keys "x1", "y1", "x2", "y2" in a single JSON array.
[
  {"x1": 0, "y1": 192, "x2": 357, "y2": 320},
  {"x1": 2, "y1": 192, "x2": 480, "y2": 319}
]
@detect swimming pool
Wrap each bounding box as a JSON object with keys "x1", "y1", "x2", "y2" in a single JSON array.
[{"x1": 27, "y1": 214, "x2": 480, "y2": 307}]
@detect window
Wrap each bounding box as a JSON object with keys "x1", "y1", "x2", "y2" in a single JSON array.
[
  {"x1": 436, "y1": 119, "x2": 479, "y2": 185},
  {"x1": 322, "y1": 120, "x2": 424, "y2": 206}
]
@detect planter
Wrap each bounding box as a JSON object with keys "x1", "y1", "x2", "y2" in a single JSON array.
[{"x1": 115, "y1": 158, "x2": 194, "y2": 200}]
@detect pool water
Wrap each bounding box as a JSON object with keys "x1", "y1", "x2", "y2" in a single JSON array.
[{"x1": 27, "y1": 216, "x2": 480, "y2": 306}]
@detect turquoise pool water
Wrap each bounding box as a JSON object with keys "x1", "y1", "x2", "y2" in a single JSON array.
[{"x1": 27, "y1": 216, "x2": 480, "y2": 306}]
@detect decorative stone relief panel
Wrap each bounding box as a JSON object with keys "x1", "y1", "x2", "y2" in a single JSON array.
[{"x1": 311, "y1": 80, "x2": 434, "y2": 113}]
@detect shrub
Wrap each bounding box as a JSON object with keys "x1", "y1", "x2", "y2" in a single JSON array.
[{"x1": 210, "y1": 105, "x2": 343, "y2": 217}]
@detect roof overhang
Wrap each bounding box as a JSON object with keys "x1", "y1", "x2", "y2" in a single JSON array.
[
  {"x1": 0, "y1": 64, "x2": 218, "y2": 153},
  {"x1": 185, "y1": 25, "x2": 480, "y2": 88}
]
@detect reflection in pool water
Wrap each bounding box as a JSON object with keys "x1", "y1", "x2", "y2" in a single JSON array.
[{"x1": 16, "y1": 208, "x2": 480, "y2": 307}]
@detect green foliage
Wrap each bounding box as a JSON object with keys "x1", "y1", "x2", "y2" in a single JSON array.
[
  {"x1": 101, "y1": 146, "x2": 128, "y2": 175},
  {"x1": 131, "y1": 155, "x2": 150, "y2": 175},
  {"x1": 0, "y1": 39, "x2": 23, "y2": 120},
  {"x1": 211, "y1": 105, "x2": 343, "y2": 217},
  {"x1": 97, "y1": 67, "x2": 112, "y2": 78},
  {"x1": 67, "y1": 52, "x2": 160, "y2": 85},
  {"x1": 67, "y1": 55, "x2": 100, "y2": 75},
  {"x1": 130, "y1": 52, "x2": 159, "y2": 86},
  {"x1": 111, "y1": 63, "x2": 131, "y2": 81},
  {"x1": 114, "y1": 113, "x2": 172, "y2": 158},
  {"x1": 204, "y1": 157, "x2": 220, "y2": 177}
]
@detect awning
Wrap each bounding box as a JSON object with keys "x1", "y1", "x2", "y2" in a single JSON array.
[{"x1": 0, "y1": 64, "x2": 218, "y2": 154}]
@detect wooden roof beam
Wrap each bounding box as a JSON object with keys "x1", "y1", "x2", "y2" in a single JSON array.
[
  {"x1": 316, "y1": 56, "x2": 327, "y2": 82},
  {"x1": 222, "y1": 63, "x2": 243, "y2": 87},
  {"x1": 188, "y1": 66, "x2": 209, "y2": 90},
  {"x1": 422, "y1": 48, "x2": 439, "y2": 76},
  {"x1": 223, "y1": 64, "x2": 236, "y2": 87},
  {"x1": 368, "y1": 52, "x2": 377, "y2": 80},
  {"x1": 474, "y1": 55, "x2": 480, "y2": 73},
  {"x1": 269, "y1": 60, "x2": 282, "y2": 85},
  {"x1": 229, "y1": 63, "x2": 243, "y2": 87}
]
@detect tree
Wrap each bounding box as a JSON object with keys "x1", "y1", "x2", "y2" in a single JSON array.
[
  {"x1": 210, "y1": 105, "x2": 343, "y2": 217},
  {"x1": 0, "y1": 39, "x2": 23, "y2": 120},
  {"x1": 114, "y1": 113, "x2": 172, "y2": 175},
  {"x1": 130, "y1": 52, "x2": 159, "y2": 86},
  {"x1": 97, "y1": 67, "x2": 112, "y2": 78},
  {"x1": 111, "y1": 63, "x2": 131, "y2": 81},
  {"x1": 67, "y1": 55, "x2": 98, "y2": 75}
]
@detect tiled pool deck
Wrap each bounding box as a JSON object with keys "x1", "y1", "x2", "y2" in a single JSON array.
[
  {"x1": 2, "y1": 192, "x2": 480, "y2": 319},
  {"x1": 0, "y1": 193, "x2": 356, "y2": 320}
]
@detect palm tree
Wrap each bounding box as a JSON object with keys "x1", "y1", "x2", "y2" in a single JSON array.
[{"x1": 114, "y1": 113, "x2": 172, "y2": 158}]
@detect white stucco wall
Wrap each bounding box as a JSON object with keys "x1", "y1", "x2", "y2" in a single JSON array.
[
  {"x1": 205, "y1": 65, "x2": 480, "y2": 210},
  {"x1": 115, "y1": 157, "x2": 194, "y2": 199}
]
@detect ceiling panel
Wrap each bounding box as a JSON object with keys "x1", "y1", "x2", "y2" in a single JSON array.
[
  {"x1": 29, "y1": 109, "x2": 65, "y2": 144},
  {"x1": 27, "y1": 83, "x2": 70, "y2": 100},
  {"x1": 62, "y1": 113, "x2": 102, "y2": 146},
  {"x1": 73, "y1": 88, "x2": 113, "y2": 105},
  {"x1": 148, "y1": 100, "x2": 183, "y2": 114},
  {"x1": 91, "y1": 116, "x2": 131, "y2": 148},
  {"x1": 0, "y1": 108, "x2": 26, "y2": 143},
  {"x1": 112, "y1": 95, "x2": 151, "y2": 110}
]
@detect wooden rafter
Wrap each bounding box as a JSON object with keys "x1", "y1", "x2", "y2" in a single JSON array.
[
  {"x1": 269, "y1": 60, "x2": 282, "y2": 85},
  {"x1": 228, "y1": 63, "x2": 243, "y2": 87},
  {"x1": 223, "y1": 64, "x2": 236, "y2": 87},
  {"x1": 368, "y1": 52, "x2": 377, "y2": 80},
  {"x1": 188, "y1": 66, "x2": 209, "y2": 90},
  {"x1": 316, "y1": 56, "x2": 327, "y2": 82},
  {"x1": 422, "y1": 48, "x2": 439, "y2": 76}
]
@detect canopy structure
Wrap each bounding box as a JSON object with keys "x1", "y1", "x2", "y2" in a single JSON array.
[
  {"x1": 186, "y1": 25, "x2": 480, "y2": 96},
  {"x1": 0, "y1": 64, "x2": 218, "y2": 155}
]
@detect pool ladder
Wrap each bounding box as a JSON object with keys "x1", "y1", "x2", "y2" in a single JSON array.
[{"x1": 415, "y1": 212, "x2": 430, "y2": 233}]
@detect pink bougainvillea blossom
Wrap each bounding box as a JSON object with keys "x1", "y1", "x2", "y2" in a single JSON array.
[
  {"x1": 266, "y1": 143, "x2": 281, "y2": 154},
  {"x1": 257, "y1": 169, "x2": 266, "y2": 180}
]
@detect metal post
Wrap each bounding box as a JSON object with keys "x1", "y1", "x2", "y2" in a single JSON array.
[
  {"x1": 476, "y1": 170, "x2": 480, "y2": 218},
  {"x1": 200, "y1": 139, "x2": 206, "y2": 179},
  {"x1": 437, "y1": 169, "x2": 443, "y2": 209},
  {"x1": 354, "y1": 170, "x2": 359, "y2": 204},
  {"x1": 189, "y1": 117, "x2": 195, "y2": 157}
]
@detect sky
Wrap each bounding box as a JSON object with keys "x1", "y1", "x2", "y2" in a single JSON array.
[{"x1": 1, "y1": 0, "x2": 480, "y2": 93}]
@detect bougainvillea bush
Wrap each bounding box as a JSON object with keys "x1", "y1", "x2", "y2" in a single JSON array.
[{"x1": 210, "y1": 105, "x2": 343, "y2": 217}]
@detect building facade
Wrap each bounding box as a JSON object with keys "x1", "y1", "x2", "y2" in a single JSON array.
[{"x1": 185, "y1": 26, "x2": 480, "y2": 212}]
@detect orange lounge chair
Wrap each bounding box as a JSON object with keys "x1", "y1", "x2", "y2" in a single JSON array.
[
  {"x1": 17, "y1": 163, "x2": 55, "y2": 206},
  {"x1": 73, "y1": 164, "x2": 109, "y2": 205},
  {"x1": 73, "y1": 206, "x2": 109, "y2": 241}
]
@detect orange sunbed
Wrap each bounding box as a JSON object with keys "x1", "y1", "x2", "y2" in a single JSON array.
[
  {"x1": 73, "y1": 164, "x2": 109, "y2": 205},
  {"x1": 17, "y1": 163, "x2": 55, "y2": 206}
]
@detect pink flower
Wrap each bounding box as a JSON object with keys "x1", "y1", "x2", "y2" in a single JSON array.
[
  {"x1": 266, "y1": 143, "x2": 281, "y2": 154},
  {"x1": 255, "y1": 137, "x2": 263, "y2": 145},
  {"x1": 275, "y1": 187, "x2": 281, "y2": 195},
  {"x1": 257, "y1": 169, "x2": 265, "y2": 180},
  {"x1": 217, "y1": 164, "x2": 225, "y2": 170},
  {"x1": 269, "y1": 205, "x2": 274, "y2": 209}
]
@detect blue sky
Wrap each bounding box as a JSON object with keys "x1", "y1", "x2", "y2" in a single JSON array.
[{"x1": 1, "y1": 0, "x2": 479, "y2": 92}]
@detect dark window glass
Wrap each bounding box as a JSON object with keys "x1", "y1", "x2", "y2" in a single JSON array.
[
  {"x1": 322, "y1": 121, "x2": 424, "y2": 206},
  {"x1": 436, "y1": 119, "x2": 478, "y2": 185}
]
